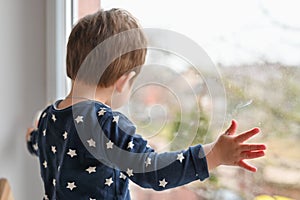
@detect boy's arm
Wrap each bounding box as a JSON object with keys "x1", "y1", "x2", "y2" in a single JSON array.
[
  {"x1": 26, "y1": 127, "x2": 39, "y2": 156},
  {"x1": 125, "y1": 122, "x2": 265, "y2": 190},
  {"x1": 98, "y1": 113, "x2": 266, "y2": 191},
  {"x1": 98, "y1": 113, "x2": 208, "y2": 191},
  {"x1": 125, "y1": 144, "x2": 209, "y2": 191}
]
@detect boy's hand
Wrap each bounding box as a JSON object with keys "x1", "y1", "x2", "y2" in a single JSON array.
[
  {"x1": 206, "y1": 120, "x2": 266, "y2": 172},
  {"x1": 26, "y1": 127, "x2": 36, "y2": 142}
]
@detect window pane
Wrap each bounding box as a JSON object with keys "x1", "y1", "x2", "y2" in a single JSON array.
[
  {"x1": 78, "y1": 0, "x2": 100, "y2": 19},
  {"x1": 72, "y1": 0, "x2": 101, "y2": 25},
  {"x1": 73, "y1": 1, "x2": 300, "y2": 199}
]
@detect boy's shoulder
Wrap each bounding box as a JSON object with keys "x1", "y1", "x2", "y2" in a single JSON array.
[
  {"x1": 110, "y1": 110, "x2": 137, "y2": 135},
  {"x1": 38, "y1": 100, "x2": 136, "y2": 133}
]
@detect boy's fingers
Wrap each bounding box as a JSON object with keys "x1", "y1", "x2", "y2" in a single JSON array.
[
  {"x1": 225, "y1": 119, "x2": 238, "y2": 135},
  {"x1": 238, "y1": 160, "x2": 257, "y2": 172},
  {"x1": 26, "y1": 128, "x2": 35, "y2": 141},
  {"x1": 241, "y1": 150, "x2": 265, "y2": 160},
  {"x1": 240, "y1": 144, "x2": 266, "y2": 152},
  {"x1": 236, "y1": 128, "x2": 260, "y2": 142}
]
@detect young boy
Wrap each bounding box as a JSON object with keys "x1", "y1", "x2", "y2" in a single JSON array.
[{"x1": 26, "y1": 8, "x2": 266, "y2": 200}]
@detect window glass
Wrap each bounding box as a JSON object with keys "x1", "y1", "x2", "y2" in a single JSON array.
[{"x1": 73, "y1": 1, "x2": 300, "y2": 199}]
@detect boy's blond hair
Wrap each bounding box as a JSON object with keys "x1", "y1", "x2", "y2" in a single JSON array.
[{"x1": 66, "y1": 8, "x2": 147, "y2": 87}]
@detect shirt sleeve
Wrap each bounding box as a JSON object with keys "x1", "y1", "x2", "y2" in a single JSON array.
[
  {"x1": 98, "y1": 111, "x2": 209, "y2": 191},
  {"x1": 27, "y1": 129, "x2": 39, "y2": 156}
]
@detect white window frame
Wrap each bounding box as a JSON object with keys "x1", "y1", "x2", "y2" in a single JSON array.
[{"x1": 46, "y1": 0, "x2": 74, "y2": 102}]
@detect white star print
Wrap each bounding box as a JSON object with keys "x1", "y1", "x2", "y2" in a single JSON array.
[
  {"x1": 86, "y1": 166, "x2": 96, "y2": 174},
  {"x1": 33, "y1": 143, "x2": 38, "y2": 151},
  {"x1": 52, "y1": 114, "x2": 57, "y2": 122},
  {"x1": 159, "y1": 178, "x2": 168, "y2": 188},
  {"x1": 51, "y1": 146, "x2": 57, "y2": 154},
  {"x1": 63, "y1": 131, "x2": 68, "y2": 140},
  {"x1": 127, "y1": 141, "x2": 134, "y2": 149},
  {"x1": 98, "y1": 108, "x2": 106, "y2": 116},
  {"x1": 105, "y1": 177, "x2": 113, "y2": 186},
  {"x1": 75, "y1": 115, "x2": 84, "y2": 124},
  {"x1": 87, "y1": 138, "x2": 96, "y2": 147},
  {"x1": 43, "y1": 129, "x2": 46, "y2": 136},
  {"x1": 112, "y1": 115, "x2": 119, "y2": 123},
  {"x1": 67, "y1": 149, "x2": 77, "y2": 158},
  {"x1": 177, "y1": 153, "x2": 185, "y2": 163},
  {"x1": 126, "y1": 168, "x2": 133, "y2": 177},
  {"x1": 42, "y1": 112, "x2": 47, "y2": 118},
  {"x1": 66, "y1": 182, "x2": 77, "y2": 191},
  {"x1": 44, "y1": 194, "x2": 49, "y2": 200},
  {"x1": 106, "y1": 140, "x2": 113, "y2": 149},
  {"x1": 43, "y1": 160, "x2": 47, "y2": 168},
  {"x1": 119, "y1": 172, "x2": 127, "y2": 180},
  {"x1": 75, "y1": 115, "x2": 83, "y2": 124},
  {"x1": 89, "y1": 198, "x2": 96, "y2": 200},
  {"x1": 53, "y1": 179, "x2": 56, "y2": 186},
  {"x1": 145, "y1": 157, "x2": 151, "y2": 167}
]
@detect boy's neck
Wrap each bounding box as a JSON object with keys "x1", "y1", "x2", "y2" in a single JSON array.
[{"x1": 66, "y1": 81, "x2": 113, "y2": 106}]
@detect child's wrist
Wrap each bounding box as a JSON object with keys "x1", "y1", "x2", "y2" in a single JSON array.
[{"x1": 204, "y1": 142, "x2": 220, "y2": 171}]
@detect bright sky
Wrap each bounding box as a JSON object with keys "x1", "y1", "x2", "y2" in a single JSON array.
[{"x1": 102, "y1": 0, "x2": 300, "y2": 66}]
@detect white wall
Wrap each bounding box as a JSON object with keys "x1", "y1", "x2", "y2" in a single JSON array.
[{"x1": 0, "y1": 0, "x2": 46, "y2": 199}]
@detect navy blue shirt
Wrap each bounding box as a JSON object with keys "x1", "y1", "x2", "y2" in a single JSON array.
[{"x1": 27, "y1": 100, "x2": 209, "y2": 200}]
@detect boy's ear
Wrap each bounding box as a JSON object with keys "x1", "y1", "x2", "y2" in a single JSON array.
[{"x1": 115, "y1": 71, "x2": 136, "y2": 93}]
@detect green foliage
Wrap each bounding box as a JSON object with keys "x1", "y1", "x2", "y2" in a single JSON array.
[{"x1": 166, "y1": 104, "x2": 211, "y2": 151}]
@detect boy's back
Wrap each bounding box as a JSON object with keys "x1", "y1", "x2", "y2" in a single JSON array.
[
  {"x1": 28, "y1": 100, "x2": 129, "y2": 199},
  {"x1": 28, "y1": 100, "x2": 209, "y2": 200}
]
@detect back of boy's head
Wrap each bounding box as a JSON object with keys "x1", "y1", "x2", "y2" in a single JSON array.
[{"x1": 66, "y1": 8, "x2": 147, "y2": 87}]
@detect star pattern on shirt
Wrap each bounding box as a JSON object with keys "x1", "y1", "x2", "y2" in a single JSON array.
[
  {"x1": 87, "y1": 138, "x2": 96, "y2": 147},
  {"x1": 86, "y1": 166, "x2": 96, "y2": 174},
  {"x1": 27, "y1": 103, "x2": 212, "y2": 199},
  {"x1": 145, "y1": 157, "x2": 151, "y2": 167},
  {"x1": 66, "y1": 182, "x2": 77, "y2": 191},
  {"x1": 126, "y1": 168, "x2": 133, "y2": 177},
  {"x1": 63, "y1": 131, "x2": 68, "y2": 140},
  {"x1": 52, "y1": 114, "x2": 57, "y2": 122},
  {"x1": 98, "y1": 108, "x2": 106, "y2": 116},
  {"x1": 112, "y1": 115, "x2": 119, "y2": 123},
  {"x1": 89, "y1": 198, "x2": 96, "y2": 200},
  {"x1": 42, "y1": 112, "x2": 47, "y2": 118},
  {"x1": 67, "y1": 149, "x2": 77, "y2": 158},
  {"x1": 159, "y1": 178, "x2": 168, "y2": 188},
  {"x1": 75, "y1": 115, "x2": 84, "y2": 124},
  {"x1": 43, "y1": 160, "x2": 47, "y2": 168},
  {"x1": 105, "y1": 177, "x2": 113, "y2": 187},
  {"x1": 51, "y1": 146, "x2": 57, "y2": 154},
  {"x1": 119, "y1": 172, "x2": 127, "y2": 180},
  {"x1": 106, "y1": 140, "x2": 114, "y2": 149},
  {"x1": 177, "y1": 153, "x2": 185, "y2": 163},
  {"x1": 127, "y1": 141, "x2": 134, "y2": 149},
  {"x1": 33, "y1": 143, "x2": 38, "y2": 151},
  {"x1": 43, "y1": 129, "x2": 46, "y2": 136}
]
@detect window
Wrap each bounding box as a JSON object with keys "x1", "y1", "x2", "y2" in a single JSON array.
[
  {"x1": 71, "y1": 0, "x2": 101, "y2": 25},
  {"x1": 68, "y1": 1, "x2": 300, "y2": 199}
]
